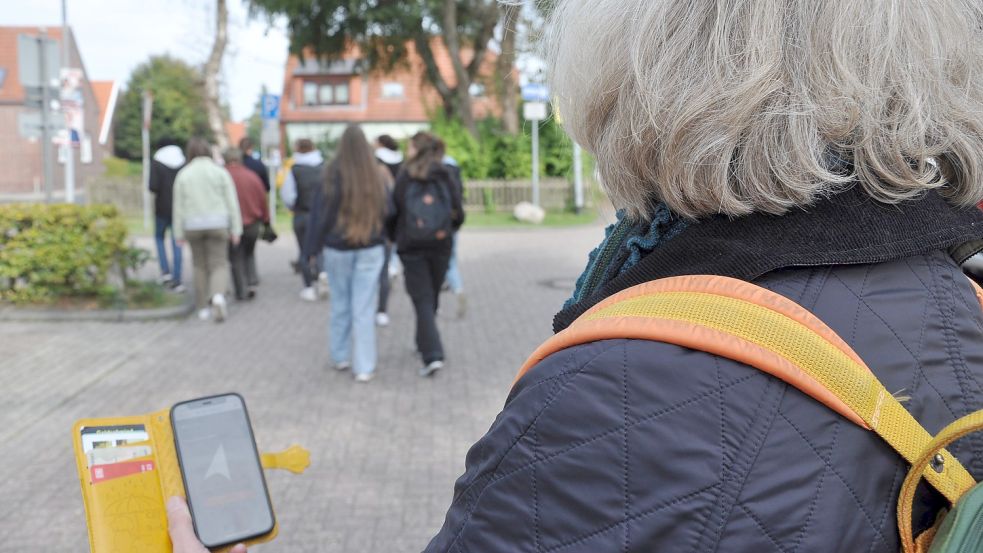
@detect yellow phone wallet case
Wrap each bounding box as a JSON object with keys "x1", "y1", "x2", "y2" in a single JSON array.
[{"x1": 73, "y1": 408, "x2": 310, "y2": 553}]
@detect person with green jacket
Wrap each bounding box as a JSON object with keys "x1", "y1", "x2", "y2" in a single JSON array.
[{"x1": 173, "y1": 137, "x2": 242, "y2": 322}]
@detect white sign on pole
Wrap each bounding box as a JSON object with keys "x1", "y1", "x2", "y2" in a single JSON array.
[{"x1": 523, "y1": 101, "x2": 548, "y2": 122}]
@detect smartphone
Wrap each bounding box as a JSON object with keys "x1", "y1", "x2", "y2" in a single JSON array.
[{"x1": 171, "y1": 393, "x2": 275, "y2": 548}]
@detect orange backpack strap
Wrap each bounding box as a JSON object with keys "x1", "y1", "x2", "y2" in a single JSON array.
[{"x1": 514, "y1": 275, "x2": 977, "y2": 504}]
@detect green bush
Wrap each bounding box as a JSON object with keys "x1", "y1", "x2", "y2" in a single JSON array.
[
  {"x1": 430, "y1": 112, "x2": 489, "y2": 179},
  {"x1": 103, "y1": 156, "x2": 143, "y2": 178},
  {"x1": 429, "y1": 109, "x2": 576, "y2": 181},
  {"x1": 0, "y1": 204, "x2": 129, "y2": 303}
]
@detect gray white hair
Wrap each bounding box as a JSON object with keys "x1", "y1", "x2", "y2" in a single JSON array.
[{"x1": 543, "y1": 0, "x2": 983, "y2": 219}]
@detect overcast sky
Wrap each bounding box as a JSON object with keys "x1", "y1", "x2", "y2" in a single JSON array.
[{"x1": 5, "y1": 0, "x2": 290, "y2": 121}]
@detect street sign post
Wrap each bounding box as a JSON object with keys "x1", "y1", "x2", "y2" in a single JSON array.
[
  {"x1": 523, "y1": 96, "x2": 549, "y2": 207},
  {"x1": 19, "y1": 33, "x2": 59, "y2": 203},
  {"x1": 521, "y1": 83, "x2": 550, "y2": 103},
  {"x1": 261, "y1": 94, "x2": 280, "y2": 120},
  {"x1": 260, "y1": 93, "x2": 281, "y2": 225}
]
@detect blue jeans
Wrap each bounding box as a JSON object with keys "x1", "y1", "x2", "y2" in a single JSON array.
[
  {"x1": 323, "y1": 245, "x2": 385, "y2": 376},
  {"x1": 155, "y1": 216, "x2": 182, "y2": 282},
  {"x1": 445, "y1": 233, "x2": 463, "y2": 293}
]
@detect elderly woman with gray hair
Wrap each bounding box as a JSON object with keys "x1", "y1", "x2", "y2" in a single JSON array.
[
  {"x1": 166, "y1": 0, "x2": 983, "y2": 551},
  {"x1": 422, "y1": 1, "x2": 983, "y2": 552}
]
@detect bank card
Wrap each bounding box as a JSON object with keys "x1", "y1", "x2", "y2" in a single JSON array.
[
  {"x1": 90, "y1": 459, "x2": 156, "y2": 484},
  {"x1": 80, "y1": 424, "x2": 148, "y2": 453},
  {"x1": 87, "y1": 445, "x2": 153, "y2": 466}
]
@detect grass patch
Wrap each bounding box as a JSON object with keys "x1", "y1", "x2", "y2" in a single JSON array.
[
  {"x1": 464, "y1": 209, "x2": 599, "y2": 228},
  {"x1": 11, "y1": 280, "x2": 185, "y2": 311}
]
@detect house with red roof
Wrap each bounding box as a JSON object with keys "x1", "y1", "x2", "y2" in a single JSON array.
[
  {"x1": 279, "y1": 39, "x2": 501, "y2": 150},
  {"x1": 0, "y1": 26, "x2": 117, "y2": 201}
]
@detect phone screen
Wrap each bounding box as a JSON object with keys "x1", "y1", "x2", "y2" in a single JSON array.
[{"x1": 171, "y1": 394, "x2": 274, "y2": 548}]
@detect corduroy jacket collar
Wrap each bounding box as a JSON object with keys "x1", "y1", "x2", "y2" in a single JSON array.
[{"x1": 553, "y1": 187, "x2": 983, "y2": 333}]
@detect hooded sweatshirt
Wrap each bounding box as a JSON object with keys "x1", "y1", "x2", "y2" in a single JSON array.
[
  {"x1": 149, "y1": 145, "x2": 186, "y2": 219},
  {"x1": 280, "y1": 150, "x2": 324, "y2": 211},
  {"x1": 375, "y1": 147, "x2": 404, "y2": 180}
]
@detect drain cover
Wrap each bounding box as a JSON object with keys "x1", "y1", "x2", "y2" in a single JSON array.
[{"x1": 538, "y1": 278, "x2": 577, "y2": 291}]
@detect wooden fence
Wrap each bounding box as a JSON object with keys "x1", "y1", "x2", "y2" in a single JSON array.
[
  {"x1": 463, "y1": 177, "x2": 594, "y2": 212},
  {"x1": 86, "y1": 175, "x2": 597, "y2": 216}
]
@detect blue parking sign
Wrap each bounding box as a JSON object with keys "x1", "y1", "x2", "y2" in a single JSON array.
[
  {"x1": 521, "y1": 83, "x2": 549, "y2": 103},
  {"x1": 261, "y1": 94, "x2": 280, "y2": 120}
]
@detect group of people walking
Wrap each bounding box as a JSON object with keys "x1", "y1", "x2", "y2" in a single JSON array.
[
  {"x1": 297, "y1": 127, "x2": 464, "y2": 382},
  {"x1": 150, "y1": 137, "x2": 271, "y2": 322},
  {"x1": 151, "y1": 127, "x2": 465, "y2": 381}
]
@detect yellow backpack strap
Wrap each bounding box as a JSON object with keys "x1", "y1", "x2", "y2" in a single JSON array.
[
  {"x1": 898, "y1": 411, "x2": 983, "y2": 552},
  {"x1": 515, "y1": 274, "x2": 976, "y2": 503}
]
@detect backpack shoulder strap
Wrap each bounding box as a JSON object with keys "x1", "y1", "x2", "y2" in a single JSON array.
[{"x1": 515, "y1": 274, "x2": 976, "y2": 503}]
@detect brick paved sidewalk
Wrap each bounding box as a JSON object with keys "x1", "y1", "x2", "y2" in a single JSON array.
[{"x1": 0, "y1": 222, "x2": 604, "y2": 553}]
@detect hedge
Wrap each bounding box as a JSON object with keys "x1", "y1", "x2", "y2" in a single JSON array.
[{"x1": 0, "y1": 204, "x2": 128, "y2": 303}]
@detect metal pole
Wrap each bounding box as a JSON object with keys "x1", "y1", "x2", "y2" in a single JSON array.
[
  {"x1": 573, "y1": 142, "x2": 584, "y2": 214},
  {"x1": 62, "y1": 0, "x2": 75, "y2": 203},
  {"x1": 532, "y1": 120, "x2": 540, "y2": 207},
  {"x1": 38, "y1": 33, "x2": 54, "y2": 204},
  {"x1": 142, "y1": 91, "x2": 152, "y2": 231}
]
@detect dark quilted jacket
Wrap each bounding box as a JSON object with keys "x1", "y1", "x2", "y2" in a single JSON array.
[{"x1": 426, "y1": 191, "x2": 983, "y2": 552}]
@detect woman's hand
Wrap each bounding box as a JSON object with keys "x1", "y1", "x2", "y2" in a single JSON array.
[
  {"x1": 166, "y1": 496, "x2": 247, "y2": 553},
  {"x1": 230, "y1": 234, "x2": 241, "y2": 246}
]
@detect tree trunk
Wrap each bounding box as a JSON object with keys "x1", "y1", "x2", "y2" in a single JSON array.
[
  {"x1": 498, "y1": 4, "x2": 520, "y2": 134},
  {"x1": 204, "y1": 0, "x2": 229, "y2": 152},
  {"x1": 441, "y1": 0, "x2": 478, "y2": 137}
]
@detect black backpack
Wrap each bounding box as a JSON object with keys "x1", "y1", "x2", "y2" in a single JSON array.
[{"x1": 402, "y1": 177, "x2": 453, "y2": 249}]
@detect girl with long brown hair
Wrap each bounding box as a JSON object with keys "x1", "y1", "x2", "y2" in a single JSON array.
[
  {"x1": 303, "y1": 125, "x2": 393, "y2": 382},
  {"x1": 388, "y1": 131, "x2": 465, "y2": 377}
]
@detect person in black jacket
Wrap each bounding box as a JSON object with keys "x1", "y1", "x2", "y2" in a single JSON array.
[
  {"x1": 238, "y1": 137, "x2": 270, "y2": 192},
  {"x1": 148, "y1": 138, "x2": 186, "y2": 291},
  {"x1": 280, "y1": 138, "x2": 326, "y2": 301},
  {"x1": 388, "y1": 132, "x2": 465, "y2": 377}
]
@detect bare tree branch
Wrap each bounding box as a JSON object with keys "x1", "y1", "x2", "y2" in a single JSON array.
[{"x1": 204, "y1": 0, "x2": 229, "y2": 151}]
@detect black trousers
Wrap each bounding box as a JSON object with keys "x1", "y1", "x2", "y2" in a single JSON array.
[
  {"x1": 293, "y1": 212, "x2": 318, "y2": 287},
  {"x1": 378, "y1": 241, "x2": 392, "y2": 314},
  {"x1": 400, "y1": 251, "x2": 451, "y2": 364},
  {"x1": 229, "y1": 221, "x2": 261, "y2": 299}
]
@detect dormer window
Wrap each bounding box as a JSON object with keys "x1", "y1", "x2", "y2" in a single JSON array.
[{"x1": 302, "y1": 79, "x2": 350, "y2": 106}]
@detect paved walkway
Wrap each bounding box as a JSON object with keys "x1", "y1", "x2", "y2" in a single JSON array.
[{"x1": 0, "y1": 221, "x2": 605, "y2": 553}]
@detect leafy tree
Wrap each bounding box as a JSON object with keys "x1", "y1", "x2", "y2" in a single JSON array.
[
  {"x1": 249, "y1": 0, "x2": 503, "y2": 136},
  {"x1": 113, "y1": 56, "x2": 211, "y2": 159}
]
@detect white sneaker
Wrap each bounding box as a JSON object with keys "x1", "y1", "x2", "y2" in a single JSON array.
[
  {"x1": 317, "y1": 272, "x2": 330, "y2": 299},
  {"x1": 354, "y1": 372, "x2": 374, "y2": 383},
  {"x1": 197, "y1": 308, "x2": 211, "y2": 321},
  {"x1": 419, "y1": 360, "x2": 443, "y2": 377},
  {"x1": 375, "y1": 312, "x2": 390, "y2": 327},
  {"x1": 335, "y1": 361, "x2": 352, "y2": 372},
  {"x1": 211, "y1": 293, "x2": 227, "y2": 322},
  {"x1": 157, "y1": 273, "x2": 172, "y2": 285},
  {"x1": 299, "y1": 287, "x2": 317, "y2": 302}
]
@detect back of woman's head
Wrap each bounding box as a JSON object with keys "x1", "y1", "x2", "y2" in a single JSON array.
[
  {"x1": 185, "y1": 137, "x2": 212, "y2": 160},
  {"x1": 328, "y1": 125, "x2": 388, "y2": 245},
  {"x1": 545, "y1": 0, "x2": 983, "y2": 219},
  {"x1": 405, "y1": 132, "x2": 445, "y2": 180}
]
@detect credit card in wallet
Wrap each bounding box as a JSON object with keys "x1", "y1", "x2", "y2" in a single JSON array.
[
  {"x1": 80, "y1": 424, "x2": 148, "y2": 453},
  {"x1": 90, "y1": 459, "x2": 156, "y2": 484},
  {"x1": 88, "y1": 445, "x2": 152, "y2": 466}
]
